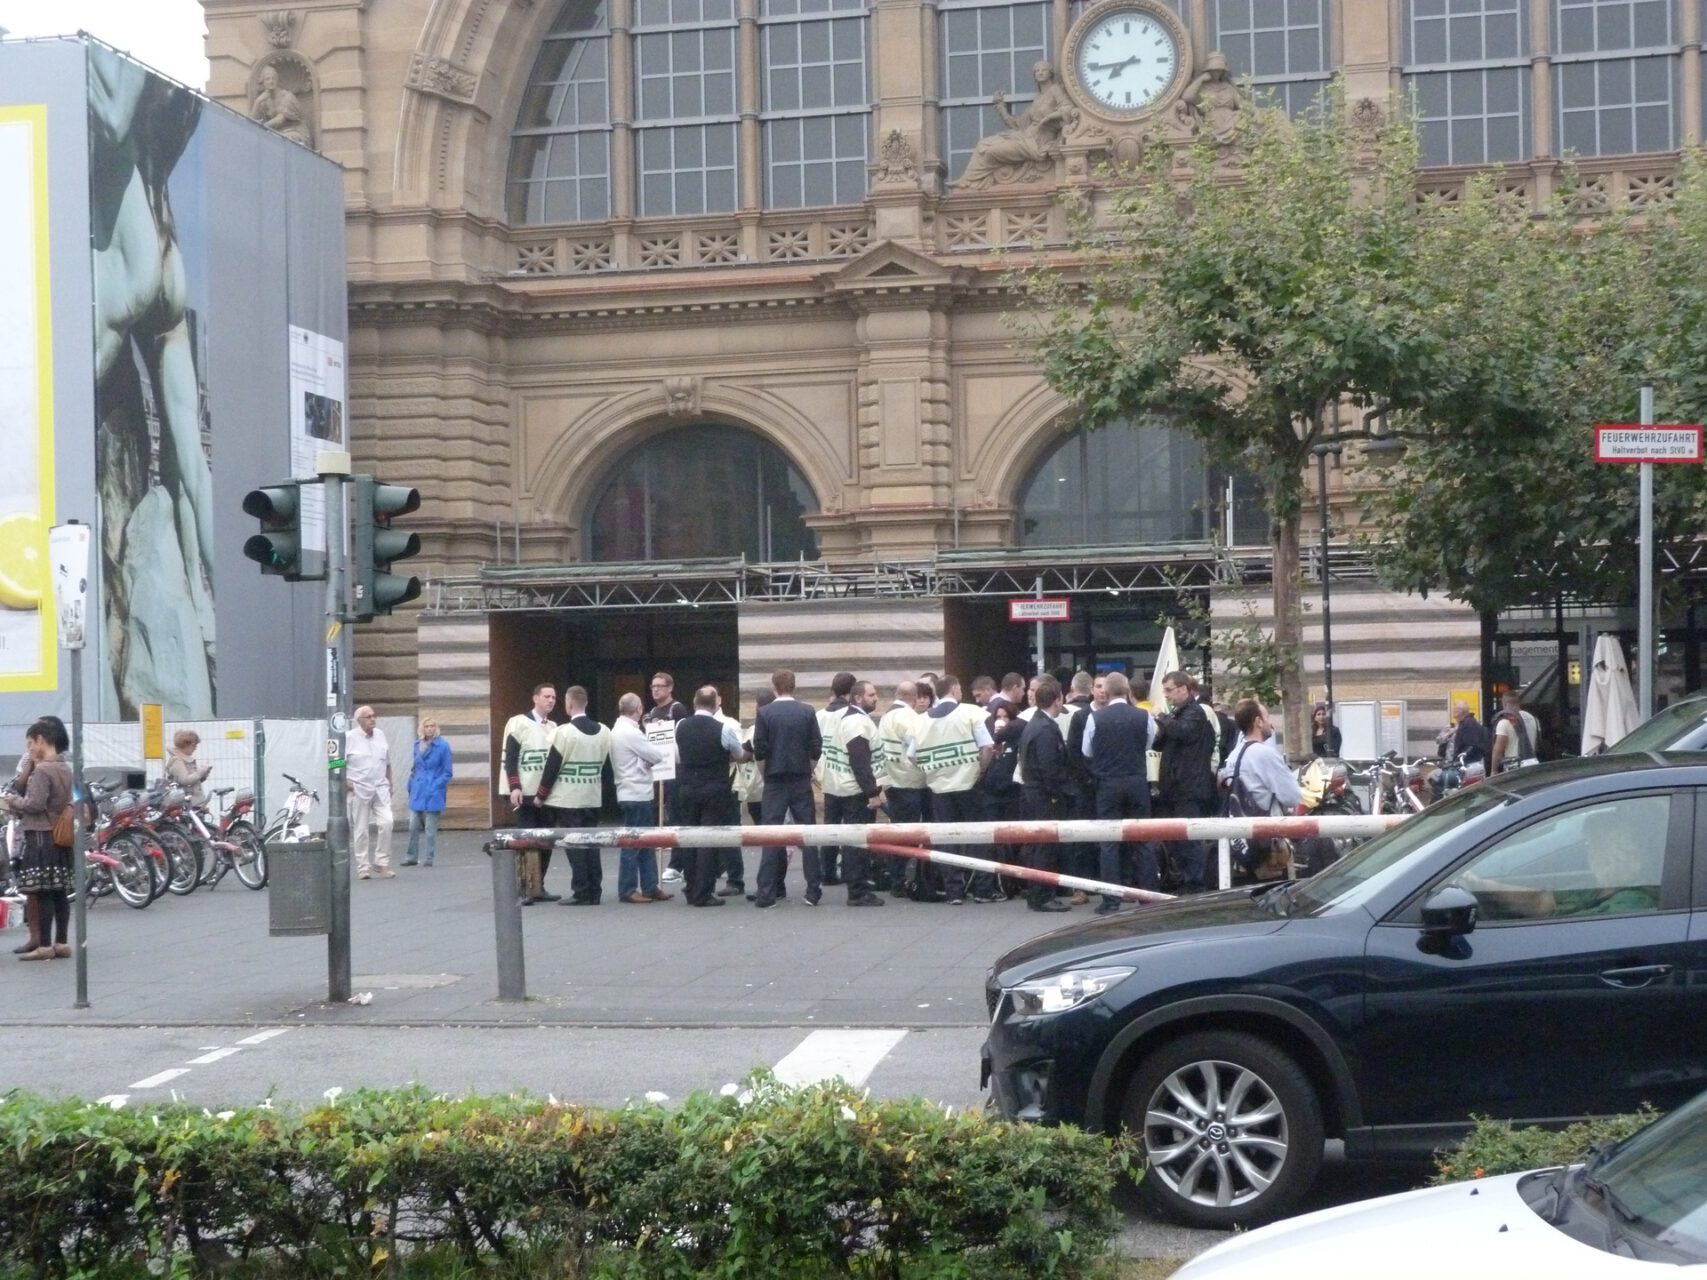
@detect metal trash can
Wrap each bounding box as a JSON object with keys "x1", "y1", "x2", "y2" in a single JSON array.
[{"x1": 268, "y1": 839, "x2": 331, "y2": 936}]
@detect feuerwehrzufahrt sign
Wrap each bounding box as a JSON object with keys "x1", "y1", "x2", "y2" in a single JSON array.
[
  {"x1": 1009, "y1": 598, "x2": 1071, "y2": 623},
  {"x1": 1594, "y1": 424, "x2": 1704, "y2": 463}
]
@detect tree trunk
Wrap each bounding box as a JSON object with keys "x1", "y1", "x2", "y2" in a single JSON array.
[{"x1": 1271, "y1": 513, "x2": 1307, "y2": 762}]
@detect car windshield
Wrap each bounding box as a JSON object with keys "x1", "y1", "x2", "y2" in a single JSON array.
[
  {"x1": 1582, "y1": 1092, "x2": 1707, "y2": 1257},
  {"x1": 1607, "y1": 698, "x2": 1707, "y2": 753},
  {"x1": 1289, "y1": 785, "x2": 1512, "y2": 915}
]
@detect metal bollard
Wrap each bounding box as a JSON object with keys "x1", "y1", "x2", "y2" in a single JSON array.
[{"x1": 487, "y1": 843, "x2": 527, "y2": 1002}]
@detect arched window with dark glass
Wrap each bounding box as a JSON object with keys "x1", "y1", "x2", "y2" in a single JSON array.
[
  {"x1": 1015, "y1": 415, "x2": 1266, "y2": 548},
  {"x1": 587, "y1": 424, "x2": 821, "y2": 561}
]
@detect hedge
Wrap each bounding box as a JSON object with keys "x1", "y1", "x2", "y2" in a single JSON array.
[
  {"x1": 1432, "y1": 1106, "x2": 1659, "y2": 1185},
  {"x1": 0, "y1": 1072, "x2": 1134, "y2": 1279}
]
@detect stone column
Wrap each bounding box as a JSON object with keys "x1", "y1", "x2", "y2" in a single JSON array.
[
  {"x1": 611, "y1": 0, "x2": 637, "y2": 221},
  {"x1": 739, "y1": 0, "x2": 763, "y2": 210},
  {"x1": 871, "y1": 0, "x2": 931, "y2": 240},
  {"x1": 1682, "y1": 0, "x2": 1701, "y2": 147},
  {"x1": 1529, "y1": 0, "x2": 1553, "y2": 160},
  {"x1": 1336, "y1": 0, "x2": 1393, "y2": 109}
]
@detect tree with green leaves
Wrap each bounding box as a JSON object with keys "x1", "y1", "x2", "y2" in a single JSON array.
[
  {"x1": 1366, "y1": 161, "x2": 1707, "y2": 615},
  {"x1": 1010, "y1": 91, "x2": 1450, "y2": 754}
]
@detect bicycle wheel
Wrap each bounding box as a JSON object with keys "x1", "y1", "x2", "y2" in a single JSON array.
[
  {"x1": 105, "y1": 835, "x2": 155, "y2": 909},
  {"x1": 157, "y1": 825, "x2": 200, "y2": 896},
  {"x1": 231, "y1": 821, "x2": 268, "y2": 889}
]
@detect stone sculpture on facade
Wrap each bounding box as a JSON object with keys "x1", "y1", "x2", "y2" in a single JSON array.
[
  {"x1": 954, "y1": 61, "x2": 1077, "y2": 190},
  {"x1": 1176, "y1": 51, "x2": 1241, "y2": 151},
  {"x1": 251, "y1": 62, "x2": 314, "y2": 146},
  {"x1": 873, "y1": 129, "x2": 919, "y2": 187}
]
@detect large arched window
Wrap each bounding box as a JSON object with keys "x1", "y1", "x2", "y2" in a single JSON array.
[
  {"x1": 1015, "y1": 416, "x2": 1265, "y2": 548},
  {"x1": 587, "y1": 424, "x2": 821, "y2": 561},
  {"x1": 509, "y1": 0, "x2": 614, "y2": 224}
]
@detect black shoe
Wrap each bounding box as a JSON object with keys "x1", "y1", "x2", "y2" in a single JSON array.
[
  {"x1": 945, "y1": 895, "x2": 964, "y2": 905},
  {"x1": 820, "y1": 876, "x2": 843, "y2": 887},
  {"x1": 691, "y1": 896, "x2": 726, "y2": 907},
  {"x1": 804, "y1": 890, "x2": 821, "y2": 907},
  {"x1": 538, "y1": 892, "x2": 563, "y2": 903},
  {"x1": 563, "y1": 897, "x2": 600, "y2": 906},
  {"x1": 752, "y1": 897, "x2": 775, "y2": 909},
  {"x1": 399, "y1": 859, "x2": 418, "y2": 867},
  {"x1": 889, "y1": 885, "x2": 909, "y2": 898},
  {"x1": 1094, "y1": 902, "x2": 1122, "y2": 916},
  {"x1": 521, "y1": 895, "x2": 543, "y2": 906},
  {"x1": 1029, "y1": 899, "x2": 1071, "y2": 913},
  {"x1": 848, "y1": 894, "x2": 884, "y2": 907},
  {"x1": 716, "y1": 885, "x2": 744, "y2": 897}
]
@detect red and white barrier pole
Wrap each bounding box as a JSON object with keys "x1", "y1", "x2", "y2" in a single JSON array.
[
  {"x1": 866, "y1": 841, "x2": 1170, "y2": 904},
  {"x1": 492, "y1": 813, "x2": 1405, "y2": 851}
]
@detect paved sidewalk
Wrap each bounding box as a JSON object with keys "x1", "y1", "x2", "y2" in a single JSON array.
[{"x1": 1, "y1": 831, "x2": 1087, "y2": 1028}]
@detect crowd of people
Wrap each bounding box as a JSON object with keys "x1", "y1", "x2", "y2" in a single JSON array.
[{"x1": 499, "y1": 666, "x2": 1300, "y2": 915}]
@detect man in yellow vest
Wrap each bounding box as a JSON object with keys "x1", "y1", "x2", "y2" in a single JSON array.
[
  {"x1": 503, "y1": 682, "x2": 560, "y2": 904},
  {"x1": 875, "y1": 680, "x2": 923, "y2": 896},
  {"x1": 821, "y1": 679, "x2": 886, "y2": 906},
  {"x1": 537, "y1": 685, "x2": 613, "y2": 905},
  {"x1": 906, "y1": 675, "x2": 996, "y2": 904}
]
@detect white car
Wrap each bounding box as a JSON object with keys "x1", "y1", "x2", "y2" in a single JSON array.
[{"x1": 1176, "y1": 1092, "x2": 1707, "y2": 1279}]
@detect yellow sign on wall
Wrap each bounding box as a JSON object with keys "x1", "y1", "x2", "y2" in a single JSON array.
[
  {"x1": 141, "y1": 704, "x2": 164, "y2": 761},
  {"x1": 1448, "y1": 689, "x2": 1481, "y2": 721}
]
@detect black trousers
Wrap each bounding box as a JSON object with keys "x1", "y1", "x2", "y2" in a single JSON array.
[
  {"x1": 926, "y1": 787, "x2": 990, "y2": 900},
  {"x1": 675, "y1": 783, "x2": 729, "y2": 905},
  {"x1": 821, "y1": 792, "x2": 872, "y2": 899},
  {"x1": 1021, "y1": 787, "x2": 1068, "y2": 907},
  {"x1": 756, "y1": 775, "x2": 816, "y2": 905},
  {"x1": 1155, "y1": 794, "x2": 1215, "y2": 892},
  {"x1": 515, "y1": 799, "x2": 557, "y2": 884},
  {"x1": 1094, "y1": 774, "x2": 1152, "y2": 901},
  {"x1": 1066, "y1": 785, "x2": 1097, "y2": 881},
  {"x1": 883, "y1": 785, "x2": 927, "y2": 890},
  {"x1": 718, "y1": 792, "x2": 746, "y2": 887},
  {"x1": 561, "y1": 807, "x2": 600, "y2": 902}
]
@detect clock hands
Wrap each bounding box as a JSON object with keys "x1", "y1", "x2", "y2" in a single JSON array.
[{"x1": 1086, "y1": 55, "x2": 1142, "y2": 74}]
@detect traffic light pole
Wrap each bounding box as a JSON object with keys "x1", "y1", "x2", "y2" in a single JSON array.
[{"x1": 319, "y1": 456, "x2": 354, "y2": 1004}]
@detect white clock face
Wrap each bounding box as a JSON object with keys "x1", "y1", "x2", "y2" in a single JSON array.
[{"x1": 1074, "y1": 9, "x2": 1178, "y2": 113}]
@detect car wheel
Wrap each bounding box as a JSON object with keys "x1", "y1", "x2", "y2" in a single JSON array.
[{"x1": 1124, "y1": 1031, "x2": 1324, "y2": 1229}]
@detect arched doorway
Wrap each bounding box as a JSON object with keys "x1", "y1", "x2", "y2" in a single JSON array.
[{"x1": 587, "y1": 422, "x2": 820, "y2": 563}]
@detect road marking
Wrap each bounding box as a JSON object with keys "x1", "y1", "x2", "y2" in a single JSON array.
[
  {"x1": 772, "y1": 1029, "x2": 907, "y2": 1088},
  {"x1": 129, "y1": 1068, "x2": 190, "y2": 1090},
  {"x1": 186, "y1": 1047, "x2": 243, "y2": 1065},
  {"x1": 236, "y1": 1028, "x2": 290, "y2": 1046}
]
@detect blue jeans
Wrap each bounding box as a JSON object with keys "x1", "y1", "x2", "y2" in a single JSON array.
[
  {"x1": 617, "y1": 800, "x2": 659, "y2": 899},
  {"x1": 405, "y1": 809, "x2": 440, "y2": 865}
]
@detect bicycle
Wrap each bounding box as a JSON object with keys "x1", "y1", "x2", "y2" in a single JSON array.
[{"x1": 193, "y1": 785, "x2": 266, "y2": 890}]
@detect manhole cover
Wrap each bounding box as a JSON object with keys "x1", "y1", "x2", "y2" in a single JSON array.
[{"x1": 351, "y1": 973, "x2": 464, "y2": 990}]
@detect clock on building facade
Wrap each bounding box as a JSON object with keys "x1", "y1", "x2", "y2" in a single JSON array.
[{"x1": 1063, "y1": 0, "x2": 1191, "y2": 121}]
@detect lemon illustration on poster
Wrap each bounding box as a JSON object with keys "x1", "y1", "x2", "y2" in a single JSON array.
[{"x1": 0, "y1": 105, "x2": 56, "y2": 693}]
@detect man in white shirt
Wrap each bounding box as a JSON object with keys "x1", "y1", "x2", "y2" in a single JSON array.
[
  {"x1": 611, "y1": 692, "x2": 672, "y2": 904},
  {"x1": 1219, "y1": 699, "x2": 1303, "y2": 880},
  {"x1": 346, "y1": 705, "x2": 393, "y2": 879},
  {"x1": 1488, "y1": 692, "x2": 1543, "y2": 774}
]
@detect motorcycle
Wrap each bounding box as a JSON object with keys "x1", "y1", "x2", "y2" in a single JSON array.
[{"x1": 1293, "y1": 757, "x2": 1366, "y2": 877}]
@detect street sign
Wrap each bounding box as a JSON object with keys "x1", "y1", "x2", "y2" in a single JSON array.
[
  {"x1": 1594, "y1": 424, "x2": 1703, "y2": 463},
  {"x1": 1009, "y1": 597, "x2": 1071, "y2": 623}
]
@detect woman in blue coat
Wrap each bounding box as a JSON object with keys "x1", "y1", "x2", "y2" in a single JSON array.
[{"x1": 403, "y1": 714, "x2": 453, "y2": 867}]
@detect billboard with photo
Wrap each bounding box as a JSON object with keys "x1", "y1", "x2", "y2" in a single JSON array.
[{"x1": 0, "y1": 36, "x2": 345, "y2": 733}]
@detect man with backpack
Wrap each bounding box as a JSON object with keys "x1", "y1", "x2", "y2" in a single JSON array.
[
  {"x1": 1219, "y1": 699, "x2": 1303, "y2": 881},
  {"x1": 1488, "y1": 691, "x2": 1542, "y2": 774}
]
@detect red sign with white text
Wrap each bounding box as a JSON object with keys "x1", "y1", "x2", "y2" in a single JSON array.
[{"x1": 1594, "y1": 424, "x2": 1703, "y2": 464}]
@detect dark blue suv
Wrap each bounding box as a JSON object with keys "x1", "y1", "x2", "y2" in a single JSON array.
[{"x1": 982, "y1": 754, "x2": 1707, "y2": 1228}]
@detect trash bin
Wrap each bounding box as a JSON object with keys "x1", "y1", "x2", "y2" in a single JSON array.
[{"x1": 268, "y1": 839, "x2": 331, "y2": 936}]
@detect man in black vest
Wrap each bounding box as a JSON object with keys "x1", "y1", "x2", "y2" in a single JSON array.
[
  {"x1": 646, "y1": 672, "x2": 689, "y2": 881},
  {"x1": 1018, "y1": 676, "x2": 1072, "y2": 913},
  {"x1": 1062, "y1": 672, "x2": 1099, "y2": 900},
  {"x1": 674, "y1": 685, "x2": 749, "y2": 907},
  {"x1": 1153, "y1": 670, "x2": 1219, "y2": 893},
  {"x1": 1082, "y1": 671, "x2": 1155, "y2": 914},
  {"x1": 752, "y1": 667, "x2": 822, "y2": 908}
]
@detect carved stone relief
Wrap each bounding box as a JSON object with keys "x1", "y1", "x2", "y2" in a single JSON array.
[
  {"x1": 406, "y1": 52, "x2": 480, "y2": 105},
  {"x1": 260, "y1": 10, "x2": 297, "y2": 49},
  {"x1": 661, "y1": 376, "x2": 702, "y2": 417},
  {"x1": 872, "y1": 129, "x2": 919, "y2": 188},
  {"x1": 248, "y1": 52, "x2": 316, "y2": 148}
]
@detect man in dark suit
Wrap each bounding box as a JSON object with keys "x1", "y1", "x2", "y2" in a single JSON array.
[
  {"x1": 751, "y1": 667, "x2": 822, "y2": 908},
  {"x1": 1082, "y1": 671, "x2": 1155, "y2": 914},
  {"x1": 674, "y1": 685, "x2": 750, "y2": 907},
  {"x1": 1153, "y1": 670, "x2": 1219, "y2": 894},
  {"x1": 1018, "y1": 676, "x2": 1072, "y2": 913}
]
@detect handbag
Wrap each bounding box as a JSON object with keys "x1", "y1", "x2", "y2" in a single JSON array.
[{"x1": 51, "y1": 802, "x2": 74, "y2": 849}]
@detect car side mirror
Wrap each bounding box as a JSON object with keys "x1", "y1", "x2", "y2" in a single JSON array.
[{"x1": 1421, "y1": 885, "x2": 1479, "y2": 936}]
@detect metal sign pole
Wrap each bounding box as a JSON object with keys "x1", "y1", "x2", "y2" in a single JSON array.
[
  {"x1": 48, "y1": 521, "x2": 91, "y2": 1009},
  {"x1": 1639, "y1": 385, "x2": 1655, "y2": 721},
  {"x1": 319, "y1": 455, "x2": 352, "y2": 1003},
  {"x1": 1033, "y1": 576, "x2": 1045, "y2": 676}
]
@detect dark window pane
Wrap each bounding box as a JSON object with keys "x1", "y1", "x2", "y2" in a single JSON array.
[
  {"x1": 1448, "y1": 14, "x2": 1480, "y2": 59},
  {"x1": 1252, "y1": 29, "x2": 1286, "y2": 73},
  {"x1": 1486, "y1": 65, "x2": 1521, "y2": 113},
  {"x1": 1595, "y1": 1, "x2": 1632, "y2": 50},
  {"x1": 1486, "y1": 111, "x2": 1521, "y2": 159},
  {"x1": 1560, "y1": 108, "x2": 1597, "y2": 154},
  {"x1": 1413, "y1": 17, "x2": 1447, "y2": 63},
  {"x1": 1632, "y1": 0, "x2": 1669, "y2": 46},
  {"x1": 1635, "y1": 101, "x2": 1671, "y2": 149},
  {"x1": 552, "y1": 0, "x2": 608, "y2": 34},
  {"x1": 1289, "y1": 27, "x2": 1321, "y2": 72},
  {"x1": 1450, "y1": 67, "x2": 1484, "y2": 112},
  {"x1": 1450, "y1": 116, "x2": 1483, "y2": 161},
  {"x1": 1556, "y1": 4, "x2": 1593, "y2": 54},
  {"x1": 1413, "y1": 71, "x2": 1449, "y2": 118},
  {"x1": 1557, "y1": 59, "x2": 1593, "y2": 108},
  {"x1": 1419, "y1": 117, "x2": 1451, "y2": 164},
  {"x1": 1598, "y1": 58, "x2": 1632, "y2": 106}
]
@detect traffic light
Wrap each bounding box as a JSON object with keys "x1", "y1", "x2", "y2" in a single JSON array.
[
  {"x1": 350, "y1": 476, "x2": 422, "y2": 619},
  {"x1": 242, "y1": 482, "x2": 306, "y2": 579}
]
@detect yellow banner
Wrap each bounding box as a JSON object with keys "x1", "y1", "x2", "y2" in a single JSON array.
[{"x1": 141, "y1": 705, "x2": 165, "y2": 760}]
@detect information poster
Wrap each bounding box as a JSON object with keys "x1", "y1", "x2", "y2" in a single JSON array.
[
  {"x1": 645, "y1": 720, "x2": 678, "y2": 783},
  {"x1": 288, "y1": 325, "x2": 346, "y2": 553},
  {"x1": 0, "y1": 106, "x2": 56, "y2": 691}
]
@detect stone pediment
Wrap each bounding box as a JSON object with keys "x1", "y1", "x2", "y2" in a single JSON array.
[{"x1": 817, "y1": 241, "x2": 969, "y2": 299}]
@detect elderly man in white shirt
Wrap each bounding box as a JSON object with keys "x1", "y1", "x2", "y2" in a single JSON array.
[
  {"x1": 611, "y1": 692, "x2": 673, "y2": 904},
  {"x1": 346, "y1": 705, "x2": 394, "y2": 879}
]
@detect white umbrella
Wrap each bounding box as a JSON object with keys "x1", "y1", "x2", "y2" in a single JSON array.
[{"x1": 1581, "y1": 634, "x2": 1641, "y2": 754}]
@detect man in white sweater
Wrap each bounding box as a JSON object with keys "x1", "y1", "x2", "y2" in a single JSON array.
[{"x1": 611, "y1": 692, "x2": 672, "y2": 904}]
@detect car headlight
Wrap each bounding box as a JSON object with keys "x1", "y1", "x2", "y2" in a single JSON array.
[{"x1": 1006, "y1": 966, "x2": 1134, "y2": 1018}]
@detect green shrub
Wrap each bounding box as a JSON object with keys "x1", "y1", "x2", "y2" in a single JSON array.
[
  {"x1": 1431, "y1": 1107, "x2": 1659, "y2": 1185},
  {"x1": 0, "y1": 1072, "x2": 1134, "y2": 1279}
]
